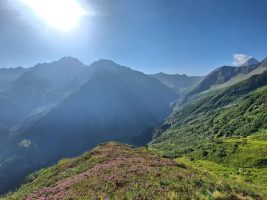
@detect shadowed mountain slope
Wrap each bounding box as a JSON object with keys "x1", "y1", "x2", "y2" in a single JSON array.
[
  {"x1": 0, "y1": 59, "x2": 177, "y2": 195},
  {"x1": 0, "y1": 57, "x2": 87, "y2": 129},
  {"x1": 0, "y1": 67, "x2": 26, "y2": 91}
]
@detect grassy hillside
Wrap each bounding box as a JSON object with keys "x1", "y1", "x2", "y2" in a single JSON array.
[
  {"x1": 151, "y1": 70, "x2": 267, "y2": 157},
  {"x1": 172, "y1": 131, "x2": 267, "y2": 199},
  {"x1": 148, "y1": 71, "x2": 267, "y2": 199},
  {"x1": 151, "y1": 86, "x2": 267, "y2": 156},
  {"x1": 3, "y1": 143, "x2": 265, "y2": 200}
]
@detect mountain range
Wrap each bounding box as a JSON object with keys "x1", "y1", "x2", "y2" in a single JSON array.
[
  {"x1": 151, "y1": 72, "x2": 203, "y2": 94},
  {"x1": 0, "y1": 56, "x2": 267, "y2": 199},
  {"x1": 0, "y1": 57, "x2": 177, "y2": 194}
]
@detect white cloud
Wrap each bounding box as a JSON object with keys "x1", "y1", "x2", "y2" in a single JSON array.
[
  {"x1": 19, "y1": 139, "x2": 32, "y2": 148},
  {"x1": 232, "y1": 54, "x2": 252, "y2": 66}
]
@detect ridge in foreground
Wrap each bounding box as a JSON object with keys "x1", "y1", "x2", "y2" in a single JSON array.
[{"x1": 3, "y1": 142, "x2": 262, "y2": 200}]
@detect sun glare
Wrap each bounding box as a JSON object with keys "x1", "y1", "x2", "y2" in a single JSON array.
[{"x1": 18, "y1": 0, "x2": 87, "y2": 32}]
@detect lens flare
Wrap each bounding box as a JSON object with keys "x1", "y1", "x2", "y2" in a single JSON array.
[{"x1": 18, "y1": 0, "x2": 87, "y2": 32}]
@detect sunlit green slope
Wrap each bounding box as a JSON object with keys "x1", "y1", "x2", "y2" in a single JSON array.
[{"x1": 148, "y1": 70, "x2": 267, "y2": 199}]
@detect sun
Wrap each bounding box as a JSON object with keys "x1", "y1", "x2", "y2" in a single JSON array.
[{"x1": 18, "y1": 0, "x2": 87, "y2": 32}]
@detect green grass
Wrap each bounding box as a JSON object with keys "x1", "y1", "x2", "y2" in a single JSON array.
[
  {"x1": 150, "y1": 86, "x2": 267, "y2": 158},
  {"x1": 149, "y1": 82, "x2": 267, "y2": 199},
  {"x1": 174, "y1": 157, "x2": 267, "y2": 198},
  {"x1": 188, "y1": 130, "x2": 267, "y2": 167},
  {"x1": 148, "y1": 131, "x2": 267, "y2": 199},
  {"x1": 2, "y1": 143, "x2": 263, "y2": 200}
]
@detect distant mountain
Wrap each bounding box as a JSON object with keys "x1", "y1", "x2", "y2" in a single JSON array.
[
  {"x1": 0, "y1": 59, "x2": 177, "y2": 194},
  {"x1": 240, "y1": 57, "x2": 259, "y2": 66},
  {"x1": 0, "y1": 57, "x2": 87, "y2": 129},
  {"x1": 187, "y1": 63, "x2": 259, "y2": 97},
  {"x1": 12, "y1": 56, "x2": 87, "y2": 95},
  {"x1": 151, "y1": 72, "x2": 202, "y2": 94},
  {"x1": 0, "y1": 67, "x2": 26, "y2": 91}
]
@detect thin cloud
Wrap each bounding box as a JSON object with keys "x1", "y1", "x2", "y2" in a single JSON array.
[{"x1": 232, "y1": 54, "x2": 252, "y2": 66}]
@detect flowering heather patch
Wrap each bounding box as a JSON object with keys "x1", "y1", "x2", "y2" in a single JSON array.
[{"x1": 2, "y1": 143, "x2": 262, "y2": 199}]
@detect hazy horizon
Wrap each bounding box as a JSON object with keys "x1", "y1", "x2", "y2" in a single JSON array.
[{"x1": 0, "y1": 55, "x2": 265, "y2": 77}]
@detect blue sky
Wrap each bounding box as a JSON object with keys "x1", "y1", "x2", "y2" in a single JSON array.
[{"x1": 0, "y1": 0, "x2": 267, "y2": 75}]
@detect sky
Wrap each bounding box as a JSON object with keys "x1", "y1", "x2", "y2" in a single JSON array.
[{"x1": 0, "y1": 0, "x2": 267, "y2": 75}]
